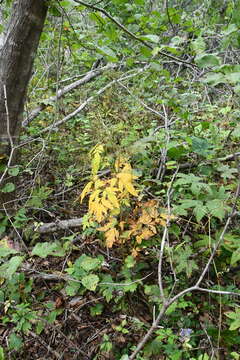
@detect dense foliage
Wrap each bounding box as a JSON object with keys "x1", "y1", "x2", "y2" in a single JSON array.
[{"x1": 0, "y1": 0, "x2": 240, "y2": 359}]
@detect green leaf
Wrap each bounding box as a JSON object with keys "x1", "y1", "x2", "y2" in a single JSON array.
[
  {"x1": 1, "y1": 182, "x2": 15, "y2": 193},
  {"x1": 8, "y1": 167, "x2": 20, "y2": 176},
  {"x1": 90, "y1": 303, "x2": 104, "y2": 316},
  {"x1": 26, "y1": 186, "x2": 53, "y2": 208},
  {"x1": 78, "y1": 255, "x2": 101, "y2": 271},
  {"x1": 174, "y1": 245, "x2": 198, "y2": 277},
  {"x1": 225, "y1": 72, "x2": 240, "y2": 84},
  {"x1": 60, "y1": 0, "x2": 78, "y2": 7},
  {"x1": 191, "y1": 36, "x2": 206, "y2": 54},
  {"x1": 9, "y1": 333, "x2": 23, "y2": 351},
  {"x1": 178, "y1": 199, "x2": 198, "y2": 208},
  {"x1": 193, "y1": 203, "x2": 207, "y2": 222},
  {"x1": 124, "y1": 255, "x2": 136, "y2": 268},
  {"x1": 82, "y1": 274, "x2": 99, "y2": 291},
  {"x1": 196, "y1": 53, "x2": 221, "y2": 68},
  {"x1": 226, "y1": 309, "x2": 240, "y2": 331},
  {"x1": 0, "y1": 346, "x2": 4, "y2": 360},
  {"x1": 231, "y1": 249, "x2": 240, "y2": 266},
  {"x1": 0, "y1": 256, "x2": 24, "y2": 279},
  {"x1": 139, "y1": 34, "x2": 159, "y2": 43},
  {"x1": 202, "y1": 73, "x2": 226, "y2": 86},
  {"x1": 232, "y1": 125, "x2": 240, "y2": 137},
  {"x1": 222, "y1": 24, "x2": 238, "y2": 36},
  {"x1": 217, "y1": 164, "x2": 238, "y2": 181},
  {"x1": 191, "y1": 136, "x2": 212, "y2": 157},
  {"x1": 65, "y1": 281, "x2": 81, "y2": 296},
  {"x1": 119, "y1": 356, "x2": 129, "y2": 360},
  {"x1": 206, "y1": 200, "x2": 226, "y2": 220},
  {"x1": 0, "y1": 247, "x2": 19, "y2": 257},
  {"x1": 31, "y1": 242, "x2": 65, "y2": 258},
  {"x1": 96, "y1": 46, "x2": 118, "y2": 61}
]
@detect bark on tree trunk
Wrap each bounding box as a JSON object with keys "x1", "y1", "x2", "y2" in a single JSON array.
[{"x1": 0, "y1": 0, "x2": 48, "y2": 209}]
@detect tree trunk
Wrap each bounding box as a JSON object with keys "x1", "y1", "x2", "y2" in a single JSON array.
[{"x1": 0, "y1": 0, "x2": 48, "y2": 209}]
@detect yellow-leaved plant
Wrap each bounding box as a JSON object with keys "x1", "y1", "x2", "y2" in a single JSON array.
[{"x1": 80, "y1": 145, "x2": 173, "y2": 252}]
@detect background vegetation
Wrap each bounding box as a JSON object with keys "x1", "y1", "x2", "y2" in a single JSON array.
[{"x1": 0, "y1": 0, "x2": 240, "y2": 359}]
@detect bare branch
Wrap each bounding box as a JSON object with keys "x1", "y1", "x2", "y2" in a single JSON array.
[{"x1": 22, "y1": 64, "x2": 117, "y2": 126}]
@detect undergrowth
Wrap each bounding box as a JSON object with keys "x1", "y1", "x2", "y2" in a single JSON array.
[{"x1": 1, "y1": 0, "x2": 240, "y2": 359}]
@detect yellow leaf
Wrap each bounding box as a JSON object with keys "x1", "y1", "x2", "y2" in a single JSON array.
[
  {"x1": 106, "y1": 187, "x2": 119, "y2": 194},
  {"x1": 131, "y1": 248, "x2": 140, "y2": 258},
  {"x1": 80, "y1": 181, "x2": 93, "y2": 202},
  {"x1": 160, "y1": 213, "x2": 175, "y2": 221},
  {"x1": 107, "y1": 192, "x2": 120, "y2": 209},
  {"x1": 109, "y1": 177, "x2": 117, "y2": 188},
  {"x1": 158, "y1": 218, "x2": 166, "y2": 227},
  {"x1": 89, "y1": 190, "x2": 101, "y2": 204},
  {"x1": 101, "y1": 198, "x2": 114, "y2": 210},
  {"x1": 119, "y1": 221, "x2": 125, "y2": 231},
  {"x1": 90, "y1": 144, "x2": 104, "y2": 175},
  {"x1": 93, "y1": 203, "x2": 107, "y2": 223},
  {"x1": 138, "y1": 212, "x2": 153, "y2": 225},
  {"x1": 142, "y1": 227, "x2": 155, "y2": 239},
  {"x1": 115, "y1": 157, "x2": 127, "y2": 172},
  {"x1": 94, "y1": 179, "x2": 104, "y2": 189},
  {"x1": 91, "y1": 152, "x2": 101, "y2": 176},
  {"x1": 105, "y1": 228, "x2": 119, "y2": 248},
  {"x1": 90, "y1": 144, "x2": 104, "y2": 157},
  {"x1": 110, "y1": 207, "x2": 120, "y2": 216},
  {"x1": 136, "y1": 234, "x2": 144, "y2": 244},
  {"x1": 117, "y1": 167, "x2": 138, "y2": 197},
  {"x1": 98, "y1": 221, "x2": 114, "y2": 232}
]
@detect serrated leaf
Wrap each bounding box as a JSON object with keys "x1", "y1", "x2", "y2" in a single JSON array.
[
  {"x1": 79, "y1": 255, "x2": 101, "y2": 271},
  {"x1": 80, "y1": 181, "x2": 93, "y2": 202},
  {"x1": 191, "y1": 136, "x2": 211, "y2": 157},
  {"x1": 105, "y1": 227, "x2": 119, "y2": 248},
  {"x1": 117, "y1": 170, "x2": 138, "y2": 196},
  {"x1": 82, "y1": 274, "x2": 99, "y2": 291},
  {"x1": 92, "y1": 152, "x2": 101, "y2": 176},
  {"x1": 32, "y1": 242, "x2": 65, "y2": 258},
  {"x1": 193, "y1": 203, "x2": 207, "y2": 222},
  {"x1": 101, "y1": 197, "x2": 114, "y2": 210},
  {"x1": 206, "y1": 200, "x2": 226, "y2": 220}
]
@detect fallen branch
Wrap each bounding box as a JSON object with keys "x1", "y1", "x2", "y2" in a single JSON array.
[
  {"x1": 37, "y1": 66, "x2": 149, "y2": 136},
  {"x1": 36, "y1": 218, "x2": 82, "y2": 233},
  {"x1": 179, "y1": 151, "x2": 240, "y2": 170},
  {"x1": 22, "y1": 63, "x2": 116, "y2": 126}
]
